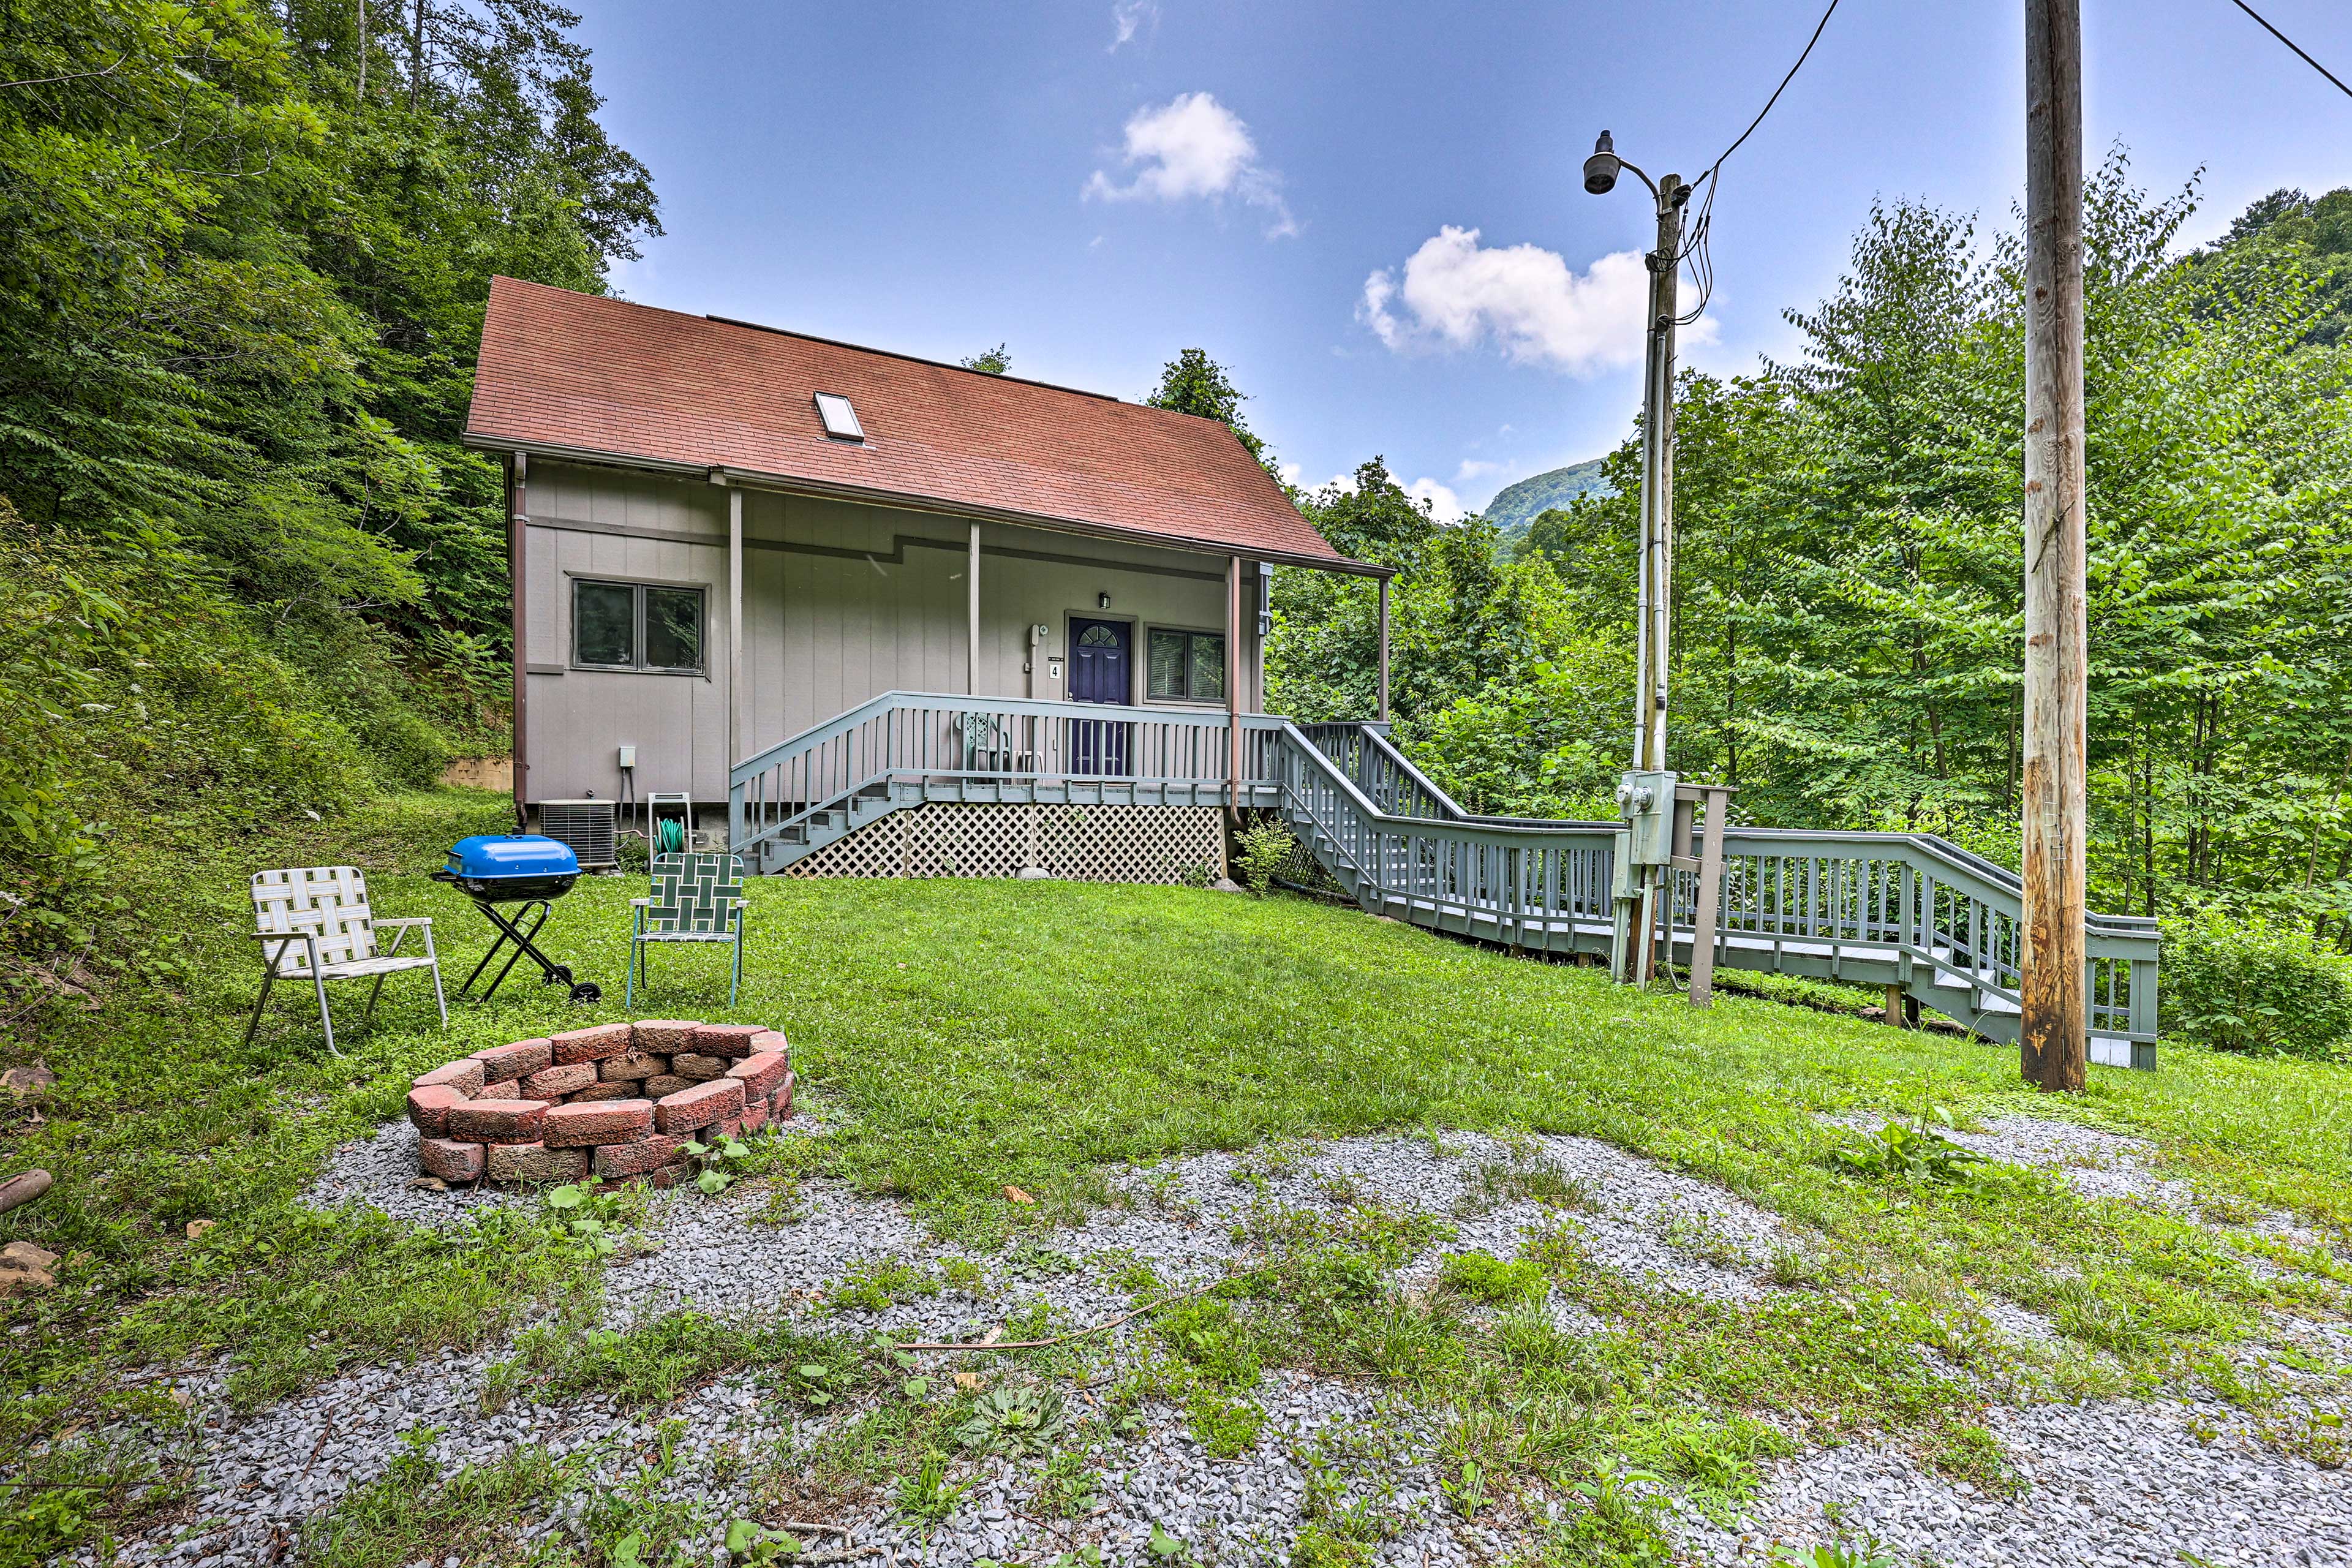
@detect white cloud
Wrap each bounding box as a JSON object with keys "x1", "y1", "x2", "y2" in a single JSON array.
[
  {"x1": 1453, "y1": 458, "x2": 1503, "y2": 482},
  {"x1": 1109, "y1": 0, "x2": 1157, "y2": 50},
  {"x1": 1359, "y1": 225, "x2": 1714, "y2": 375},
  {"x1": 1084, "y1": 92, "x2": 1296, "y2": 239},
  {"x1": 1406, "y1": 478, "x2": 1466, "y2": 522}
]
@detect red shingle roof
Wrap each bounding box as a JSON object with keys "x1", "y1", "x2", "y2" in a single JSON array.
[{"x1": 466, "y1": 277, "x2": 1371, "y2": 573}]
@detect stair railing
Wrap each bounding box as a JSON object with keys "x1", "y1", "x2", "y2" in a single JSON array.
[{"x1": 1270, "y1": 722, "x2": 2159, "y2": 1058}]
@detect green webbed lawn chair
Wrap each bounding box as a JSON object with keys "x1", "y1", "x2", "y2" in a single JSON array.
[{"x1": 628, "y1": 851, "x2": 746, "y2": 1008}]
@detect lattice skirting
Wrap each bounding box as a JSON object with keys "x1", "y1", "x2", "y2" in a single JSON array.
[{"x1": 785, "y1": 804, "x2": 1226, "y2": 885}]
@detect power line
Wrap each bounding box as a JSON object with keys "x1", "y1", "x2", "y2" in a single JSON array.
[
  {"x1": 1697, "y1": 0, "x2": 1844, "y2": 191},
  {"x1": 1672, "y1": 0, "x2": 1843, "y2": 325},
  {"x1": 2228, "y1": 0, "x2": 2352, "y2": 101}
]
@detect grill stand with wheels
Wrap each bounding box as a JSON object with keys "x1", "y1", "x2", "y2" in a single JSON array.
[{"x1": 434, "y1": 879, "x2": 601, "y2": 1004}]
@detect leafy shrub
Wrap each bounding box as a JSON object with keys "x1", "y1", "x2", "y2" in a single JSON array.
[
  {"x1": 1234, "y1": 815, "x2": 1297, "y2": 894},
  {"x1": 2162, "y1": 916, "x2": 2352, "y2": 1060}
]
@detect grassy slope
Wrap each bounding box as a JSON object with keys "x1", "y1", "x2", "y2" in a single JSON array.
[{"x1": 4, "y1": 788, "x2": 2350, "y2": 1558}]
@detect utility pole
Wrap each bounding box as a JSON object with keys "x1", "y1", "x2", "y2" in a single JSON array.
[
  {"x1": 2021, "y1": 0, "x2": 2089, "y2": 1090},
  {"x1": 1585, "y1": 129, "x2": 1691, "y2": 986}
]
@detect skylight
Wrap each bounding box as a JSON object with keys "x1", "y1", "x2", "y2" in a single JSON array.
[{"x1": 813, "y1": 392, "x2": 864, "y2": 442}]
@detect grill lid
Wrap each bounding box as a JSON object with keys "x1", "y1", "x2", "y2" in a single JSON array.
[{"x1": 446, "y1": 834, "x2": 581, "y2": 880}]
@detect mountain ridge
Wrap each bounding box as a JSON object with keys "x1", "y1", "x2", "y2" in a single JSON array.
[{"x1": 1480, "y1": 458, "x2": 1613, "y2": 534}]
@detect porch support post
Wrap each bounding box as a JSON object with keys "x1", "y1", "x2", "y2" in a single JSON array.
[
  {"x1": 728, "y1": 486, "x2": 743, "y2": 769},
  {"x1": 1377, "y1": 575, "x2": 1390, "y2": 723},
  {"x1": 508, "y1": 451, "x2": 527, "y2": 831},
  {"x1": 968, "y1": 521, "x2": 981, "y2": 696},
  {"x1": 1227, "y1": 554, "x2": 1242, "y2": 808}
]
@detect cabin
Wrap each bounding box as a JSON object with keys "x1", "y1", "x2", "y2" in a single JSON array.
[{"x1": 464, "y1": 276, "x2": 1390, "y2": 881}]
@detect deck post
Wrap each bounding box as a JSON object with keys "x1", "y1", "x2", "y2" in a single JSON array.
[
  {"x1": 1226, "y1": 555, "x2": 1242, "y2": 810},
  {"x1": 1686, "y1": 783, "x2": 1728, "y2": 1008},
  {"x1": 968, "y1": 522, "x2": 981, "y2": 696},
  {"x1": 508, "y1": 451, "x2": 527, "y2": 832},
  {"x1": 1377, "y1": 576, "x2": 1390, "y2": 723},
  {"x1": 728, "y1": 486, "x2": 744, "y2": 772}
]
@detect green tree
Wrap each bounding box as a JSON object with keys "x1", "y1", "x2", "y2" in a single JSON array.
[
  {"x1": 961, "y1": 343, "x2": 1012, "y2": 374},
  {"x1": 1145, "y1": 347, "x2": 1266, "y2": 462}
]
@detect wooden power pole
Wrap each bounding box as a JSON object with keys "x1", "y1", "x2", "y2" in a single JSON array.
[{"x1": 2021, "y1": 0, "x2": 2088, "y2": 1091}]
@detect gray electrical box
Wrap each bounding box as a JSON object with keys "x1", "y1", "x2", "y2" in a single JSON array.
[{"x1": 1616, "y1": 769, "x2": 1677, "y2": 867}]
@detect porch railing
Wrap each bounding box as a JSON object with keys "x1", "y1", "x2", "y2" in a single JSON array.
[{"x1": 728, "y1": 691, "x2": 1283, "y2": 855}]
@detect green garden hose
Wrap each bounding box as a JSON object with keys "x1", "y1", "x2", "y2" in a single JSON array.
[{"x1": 654, "y1": 816, "x2": 686, "y2": 856}]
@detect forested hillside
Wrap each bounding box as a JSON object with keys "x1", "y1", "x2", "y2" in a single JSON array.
[
  {"x1": 1480, "y1": 456, "x2": 1611, "y2": 540},
  {"x1": 0, "y1": 0, "x2": 655, "y2": 999},
  {"x1": 1272, "y1": 161, "x2": 2352, "y2": 938}
]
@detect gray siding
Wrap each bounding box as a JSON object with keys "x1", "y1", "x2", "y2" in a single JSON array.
[{"x1": 519, "y1": 461, "x2": 1266, "y2": 805}]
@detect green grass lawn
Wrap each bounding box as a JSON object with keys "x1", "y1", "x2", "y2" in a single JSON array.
[{"x1": 3, "y1": 788, "x2": 2349, "y2": 1562}]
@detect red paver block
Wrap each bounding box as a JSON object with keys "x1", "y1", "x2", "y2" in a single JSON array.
[
  {"x1": 549, "y1": 1022, "x2": 634, "y2": 1065},
  {"x1": 412, "y1": 1059, "x2": 484, "y2": 1099},
  {"x1": 522, "y1": 1063, "x2": 597, "y2": 1098},
  {"x1": 470, "y1": 1039, "x2": 552, "y2": 1084},
  {"x1": 486, "y1": 1141, "x2": 591, "y2": 1183},
  {"x1": 418, "y1": 1137, "x2": 484, "y2": 1182},
  {"x1": 646, "y1": 1163, "x2": 690, "y2": 1190},
  {"x1": 748, "y1": 1028, "x2": 789, "y2": 1060},
  {"x1": 444, "y1": 1098, "x2": 548, "y2": 1144},
  {"x1": 406, "y1": 1085, "x2": 464, "y2": 1136},
  {"x1": 671, "y1": 1052, "x2": 728, "y2": 1082},
  {"x1": 774, "y1": 1069, "x2": 796, "y2": 1119},
  {"x1": 741, "y1": 1097, "x2": 769, "y2": 1135},
  {"x1": 726, "y1": 1051, "x2": 789, "y2": 1102},
  {"x1": 706, "y1": 1115, "x2": 744, "y2": 1145},
  {"x1": 690, "y1": 1023, "x2": 764, "y2": 1060},
  {"x1": 570, "y1": 1081, "x2": 637, "y2": 1102},
  {"x1": 542, "y1": 1099, "x2": 655, "y2": 1148},
  {"x1": 600, "y1": 1052, "x2": 669, "y2": 1082},
  {"x1": 631, "y1": 1019, "x2": 703, "y2": 1053},
  {"x1": 653, "y1": 1077, "x2": 744, "y2": 1133},
  {"x1": 592, "y1": 1133, "x2": 688, "y2": 1179},
  {"x1": 641, "y1": 1074, "x2": 692, "y2": 1099}
]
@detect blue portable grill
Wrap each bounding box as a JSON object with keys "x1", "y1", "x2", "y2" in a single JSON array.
[{"x1": 432, "y1": 834, "x2": 601, "y2": 1003}]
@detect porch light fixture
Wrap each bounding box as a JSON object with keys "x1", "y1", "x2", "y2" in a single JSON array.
[
  {"x1": 1097, "y1": 592, "x2": 1112, "y2": 609},
  {"x1": 813, "y1": 392, "x2": 864, "y2": 442}
]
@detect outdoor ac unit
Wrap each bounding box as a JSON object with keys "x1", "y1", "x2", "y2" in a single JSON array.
[{"x1": 538, "y1": 799, "x2": 617, "y2": 870}]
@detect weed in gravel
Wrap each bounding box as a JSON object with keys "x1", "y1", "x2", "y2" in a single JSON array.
[
  {"x1": 1546, "y1": 1458, "x2": 1674, "y2": 1566},
  {"x1": 1182, "y1": 1385, "x2": 1265, "y2": 1458},
  {"x1": 1766, "y1": 1248, "x2": 1831, "y2": 1288},
  {"x1": 827, "y1": 1257, "x2": 943, "y2": 1313},
  {"x1": 301, "y1": 1433, "x2": 579, "y2": 1567},
  {"x1": 502, "y1": 1311, "x2": 867, "y2": 1409},
  {"x1": 1456, "y1": 1155, "x2": 1597, "y2": 1216},
  {"x1": 1830, "y1": 1121, "x2": 1989, "y2": 1185},
  {"x1": 1031, "y1": 1449, "x2": 1101, "y2": 1516},
  {"x1": 1290, "y1": 1522, "x2": 1376, "y2": 1567},
  {"x1": 1439, "y1": 1250, "x2": 1548, "y2": 1304},
  {"x1": 953, "y1": 1382, "x2": 1068, "y2": 1457},
  {"x1": 748, "y1": 1176, "x2": 806, "y2": 1226},
  {"x1": 1928, "y1": 1421, "x2": 2019, "y2": 1493},
  {"x1": 1657, "y1": 1212, "x2": 1753, "y2": 1269},
  {"x1": 2253, "y1": 1403, "x2": 2349, "y2": 1468},
  {"x1": 894, "y1": 1449, "x2": 971, "y2": 1523}
]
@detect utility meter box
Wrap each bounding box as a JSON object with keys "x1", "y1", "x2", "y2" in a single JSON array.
[{"x1": 1616, "y1": 769, "x2": 1678, "y2": 868}]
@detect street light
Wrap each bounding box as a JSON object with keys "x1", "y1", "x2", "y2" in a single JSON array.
[{"x1": 1586, "y1": 130, "x2": 1692, "y2": 987}]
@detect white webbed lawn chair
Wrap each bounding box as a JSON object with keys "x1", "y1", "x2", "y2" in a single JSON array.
[{"x1": 245, "y1": 867, "x2": 447, "y2": 1055}]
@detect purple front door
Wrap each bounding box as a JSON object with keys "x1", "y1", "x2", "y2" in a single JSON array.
[{"x1": 1068, "y1": 617, "x2": 1131, "y2": 775}]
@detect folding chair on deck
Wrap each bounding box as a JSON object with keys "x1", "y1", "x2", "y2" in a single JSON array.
[
  {"x1": 628, "y1": 852, "x2": 747, "y2": 1008},
  {"x1": 245, "y1": 866, "x2": 447, "y2": 1055}
]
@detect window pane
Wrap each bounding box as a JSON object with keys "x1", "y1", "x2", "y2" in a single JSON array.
[
  {"x1": 575, "y1": 581, "x2": 635, "y2": 666},
  {"x1": 644, "y1": 587, "x2": 703, "y2": 670},
  {"x1": 1148, "y1": 628, "x2": 1186, "y2": 699},
  {"x1": 1188, "y1": 633, "x2": 1224, "y2": 702}
]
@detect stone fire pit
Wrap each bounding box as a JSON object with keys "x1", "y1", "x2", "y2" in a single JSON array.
[{"x1": 402, "y1": 1020, "x2": 795, "y2": 1188}]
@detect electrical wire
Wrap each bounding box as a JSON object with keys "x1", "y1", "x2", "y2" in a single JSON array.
[
  {"x1": 2228, "y1": 0, "x2": 2352, "y2": 100},
  {"x1": 1668, "y1": 0, "x2": 1844, "y2": 326}
]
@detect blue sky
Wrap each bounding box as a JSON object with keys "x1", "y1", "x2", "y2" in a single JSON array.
[{"x1": 574, "y1": 0, "x2": 2352, "y2": 519}]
